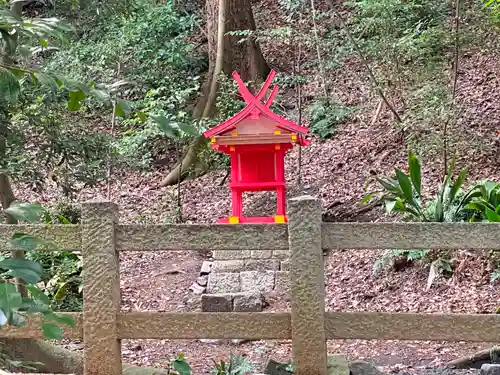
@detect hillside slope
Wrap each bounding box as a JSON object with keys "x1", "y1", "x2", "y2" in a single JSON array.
[{"x1": 11, "y1": 0, "x2": 500, "y2": 372}]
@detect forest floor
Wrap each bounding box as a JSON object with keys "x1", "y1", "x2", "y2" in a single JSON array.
[{"x1": 12, "y1": 0, "x2": 500, "y2": 373}]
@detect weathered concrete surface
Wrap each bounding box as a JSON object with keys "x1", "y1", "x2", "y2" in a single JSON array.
[
  {"x1": 207, "y1": 272, "x2": 241, "y2": 293},
  {"x1": 240, "y1": 271, "x2": 275, "y2": 292},
  {"x1": 201, "y1": 294, "x2": 233, "y2": 312},
  {"x1": 212, "y1": 250, "x2": 251, "y2": 260},
  {"x1": 233, "y1": 293, "x2": 263, "y2": 312},
  {"x1": 212, "y1": 260, "x2": 245, "y2": 272},
  {"x1": 251, "y1": 250, "x2": 273, "y2": 259},
  {"x1": 245, "y1": 259, "x2": 280, "y2": 272},
  {"x1": 274, "y1": 271, "x2": 290, "y2": 293}
]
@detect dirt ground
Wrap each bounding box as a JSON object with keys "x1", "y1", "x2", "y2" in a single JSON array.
[{"x1": 49, "y1": 247, "x2": 497, "y2": 374}]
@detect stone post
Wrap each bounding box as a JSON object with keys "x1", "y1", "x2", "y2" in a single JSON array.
[
  {"x1": 81, "y1": 201, "x2": 122, "y2": 375},
  {"x1": 288, "y1": 195, "x2": 327, "y2": 375}
]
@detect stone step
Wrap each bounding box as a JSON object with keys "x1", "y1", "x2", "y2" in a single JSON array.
[{"x1": 201, "y1": 293, "x2": 264, "y2": 312}]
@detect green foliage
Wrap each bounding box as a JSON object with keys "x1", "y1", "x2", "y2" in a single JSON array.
[
  {"x1": 459, "y1": 180, "x2": 500, "y2": 222},
  {"x1": 45, "y1": 0, "x2": 204, "y2": 169},
  {"x1": 364, "y1": 151, "x2": 468, "y2": 222},
  {"x1": 211, "y1": 353, "x2": 256, "y2": 375},
  {"x1": 170, "y1": 353, "x2": 192, "y2": 375},
  {"x1": 364, "y1": 152, "x2": 467, "y2": 281},
  {"x1": 158, "y1": 353, "x2": 256, "y2": 375},
  {"x1": 343, "y1": 0, "x2": 458, "y2": 158},
  {"x1": 152, "y1": 115, "x2": 200, "y2": 140},
  {"x1": 366, "y1": 153, "x2": 500, "y2": 283},
  {"x1": 0, "y1": 4, "x2": 123, "y2": 112},
  {"x1": 49, "y1": 200, "x2": 82, "y2": 224},
  {"x1": 346, "y1": 0, "x2": 447, "y2": 70},
  {"x1": 26, "y1": 249, "x2": 82, "y2": 312},
  {"x1": 0, "y1": 201, "x2": 74, "y2": 339},
  {"x1": 215, "y1": 73, "x2": 246, "y2": 122},
  {"x1": 9, "y1": 103, "x2": 114, "y2": 196},
  {"x1": 483, "y1": 0, "x2": 500, "y2": 22},
  {"x1": 491, "y1": 267, "x2": 500, "y2": 284},
  {"x1": 308, "y1": 99, "x2": 355, "y2": 140}
]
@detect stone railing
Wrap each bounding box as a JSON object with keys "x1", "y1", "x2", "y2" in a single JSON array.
[{"x1": 1, "y1": 195, "x2": 500, "y2": 375}]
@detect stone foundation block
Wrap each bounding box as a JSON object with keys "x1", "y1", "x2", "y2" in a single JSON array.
[
  {"x1": 274, "y1": 271, "x2": 290, "y2": 293},
  {"x1": 200, "y1": 261, "x2": 212, "y2": 275},
  {"x1": 244, "y1": 259, "x2": 280, "y2": 271},
  {"x1": 207, "y1": 272, "x2": 240, "y2": 293},
  {"x1": 481, "y1": 364, "x2": 500, "y2": 375},
  {"x1": 240, "y1": 271, "x2": 275, "y2": 293},
  {"x1": 251, "y1": 250, "x2": 272, "y2": 259},
  {"x1": 201, "y1": 294, "x2": 233, "y2": 312},
  {"x1": 212, "y1": 250, "x2": 251, "y2": 260},
  {"x1": 212, "y1": 260, "x2": 245, "y2": 272},
  {"x1": 233, "y1": 293, "x2": 263, "y2": 312},
  {"x1": 329, "y1": 355, "x2": 350, "y2": 375},
  {"x1": 272, "y1": 250, "x2": 290, "y2": 259}
]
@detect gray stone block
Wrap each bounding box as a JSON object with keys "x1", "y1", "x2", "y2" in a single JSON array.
[
  {"x1": 213, "y1": 250, "x2": 251, "y2": 260},
  {"x1": 207, "y1": 272, "x2": 240, "y2": 293},
  {"x1": 274, "y1": 271, "x2": 290, "y2": 293},
  {"x1": 201, "y1": 294, "x2": 233, "y2": 312},
  {"x1": 272, "y1": 250, "x2": 290, "y2": 259},
  {"x1": 189, "y1": 282, "x2": 206, "y2": 295},
  {"x1": 481, "y1": 364, "x2": 500, "y2": 375},
  {"x1": 240, "y1": 270, "x2": 275, "y2": 292},
  {"x1": 233, "y1": 293, "x2": 263, "y2": 312},
  {"x1": 349, "y1": 360, "x2": 383, "y2": 375},
  {"x1": 251, "y1": 250, "x2": 272, "y2": 259},
  {"x1": 245, "y1": 259, "x2": 280, "y2": 271},
  {"x1": 196, "y1": 274, "x2": 208, "y2": 287},
  {"x1": 212, "y1": 260, "x2": 245, "y2": 272},
  {"x1": 200, "y1": 261, "x2": 212, "y2": 275},
  {"x1": 328, "y1": 355, "x2": 349, "y2": 375}
]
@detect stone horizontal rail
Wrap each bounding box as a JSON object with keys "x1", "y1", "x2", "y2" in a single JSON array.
[
  {"x1": 3, "y1": 222, "x2": 500, "y2": 252},
  {"x1": 2, "y1": 311, "x2": 499, "y2": 342},
  {"x1": 0, "y1": 225, "x2": 81, "y2": 250}
]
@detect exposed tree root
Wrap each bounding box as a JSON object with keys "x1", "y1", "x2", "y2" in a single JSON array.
[
  {"x1": 2, "y1": 339, "x2": 169, "y2": 374},
  {"x1": 446, "y1": 346, "x2": 500, "y2": 369}
]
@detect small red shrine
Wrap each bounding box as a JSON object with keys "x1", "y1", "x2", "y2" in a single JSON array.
[{"x1": 203, "y1": 69, "x2": 310, "y2": 224}]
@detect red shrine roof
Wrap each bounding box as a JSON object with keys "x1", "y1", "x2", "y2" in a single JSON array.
[{"x1": 203, "y1": 70, "x2": 310, "y2": 146}]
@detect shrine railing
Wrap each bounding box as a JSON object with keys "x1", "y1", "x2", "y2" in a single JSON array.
[{"x1": 1, "y1": 196, "x2": 499, "y2": 375}]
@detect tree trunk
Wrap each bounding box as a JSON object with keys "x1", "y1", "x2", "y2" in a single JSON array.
[
  {"x1": 161, "y1": 0, "x2": 269, "y2": 187},
  {"x1": 194, "y1": 0, "x2": 269, "y2": 118}
]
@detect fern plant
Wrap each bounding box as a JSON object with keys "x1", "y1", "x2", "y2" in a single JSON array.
[{"x1": 307, "y1": 99, "x2": 355, "y2": 140}]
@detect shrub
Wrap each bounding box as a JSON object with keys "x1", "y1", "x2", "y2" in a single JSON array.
[
  {"x1": 44, "y1": 0, "x2": 205, "y2": 169},
  {"x1": 308, "y1": 99, "x2": 355, "y2": 140},
  {"x1": 363, "y1": 151, "x2": 468, "y2": 222},
  {"x1": 364, "y1": 151, "x2": 466, "y2": 284}
]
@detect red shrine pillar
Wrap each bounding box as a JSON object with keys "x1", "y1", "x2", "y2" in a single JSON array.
[{"x1": 275, "y1": 147, "x2": 286, "y2": 218}]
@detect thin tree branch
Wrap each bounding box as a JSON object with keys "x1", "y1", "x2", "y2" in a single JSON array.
[
  {"x1": 310, "y1": 0, "x2": 328, "y2": 98},
  {"x1": 106, "y1": 99, "x2": 116, "y2": 201},
  {"x1": 444, "y1": 0, "x2": 461, "y2": 177},
  {"x1": 293, "y1": 22, "x2": 304, "y2": 190}
]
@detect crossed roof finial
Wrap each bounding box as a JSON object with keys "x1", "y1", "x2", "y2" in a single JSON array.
[{"x1": 232, "y1": 70, "x2": 279, "y2": 109}]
